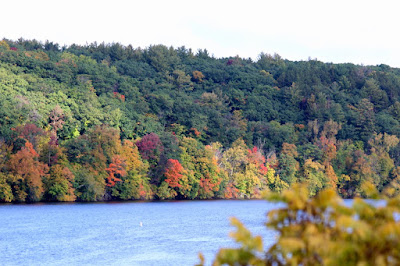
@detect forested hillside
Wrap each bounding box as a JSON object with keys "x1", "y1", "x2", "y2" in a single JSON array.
[{"x1": 1, "y1": 38, "x2": 400, "y2": 202}]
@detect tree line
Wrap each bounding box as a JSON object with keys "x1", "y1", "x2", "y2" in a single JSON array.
[{"x1": 1, "y1": 38, "x2": 400, "y2": 202}]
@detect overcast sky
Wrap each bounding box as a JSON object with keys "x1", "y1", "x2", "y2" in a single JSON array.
[{"x1": 1, "y1": 0, "x2": 399, "y2": 67}]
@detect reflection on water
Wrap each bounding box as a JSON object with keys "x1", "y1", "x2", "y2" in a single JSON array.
[{"x1": 0, "y1": 200, "x2": 279, "y2": 265}]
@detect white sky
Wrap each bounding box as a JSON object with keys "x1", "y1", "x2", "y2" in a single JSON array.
[{"x1": 1, "y1": 0, "x2": 399, "y2": 67}]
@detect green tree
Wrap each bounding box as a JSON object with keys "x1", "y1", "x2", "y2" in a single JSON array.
[
  {"x1": 360, "y1": 78, "x2": 389, "y2": 111},
  {"x1": 278, "y1": 143, "x2": 299, "y2": 185},
  {"x1": 351, "y1": 99, "x2": 376, "y2": 142},
  {"x1": 43, "y1": 165, "x2": 76, "y2": 201}
]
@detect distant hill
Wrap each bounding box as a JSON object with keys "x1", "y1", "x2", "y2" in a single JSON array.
[{"x1": 1, "y1": 38, "x2": 400, "y2": 202}]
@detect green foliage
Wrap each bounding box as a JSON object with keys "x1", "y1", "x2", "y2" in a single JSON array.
[
  {"x1": 0, "y1": 173, "x2": 14, "y2": 202},
  {"x1": 72, "y1": 166, "x2": 105, "y2": 201},
  {"x1": 43, "y1": 165, "x2": 75, "y2": 201},
  {"x1": 116, "y1": 171, "x2": 152, "y2": 200},
  {"x1": 1, "y1": 38, "x2": 400, "y2": 201}
]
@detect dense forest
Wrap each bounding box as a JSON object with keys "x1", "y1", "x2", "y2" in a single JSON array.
[{"x1": 1, "y1": 38, "x2": 400, "y2": 202}]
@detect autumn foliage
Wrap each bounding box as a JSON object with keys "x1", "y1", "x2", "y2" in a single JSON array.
[
  {"x1": 1, "y1": 120, "x2": 400, "y2": 202},
  {"x1": 44, "y1": 165, "x2": 76, "y2": 201},
  {"x1": 135, "y1": 133, "x2": 164, "y2": 161},
  {"x1": 7, "y1": 141, "x2": 48, "y2": 202},
  {"x1": 207, "y1": 183, "x2": 400, "y2": 266},
  {"x1": 164, "y1": 159, "x2": 184, "y2": 188},
  {"x1": 247, "y1": 146, "x2": 268, "y2": 175},
  {"x1": 2, "y1": 39, "x2": 400, "y2": 203},
  {"x1": 224, "y1": 182, "x2": 239, "y2": 199},
  {"x1": 105, "y1": 155, "x2": 126, "y2": 187}
]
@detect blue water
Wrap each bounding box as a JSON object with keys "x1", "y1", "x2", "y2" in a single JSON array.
[{"x1": 0, "y1": 200, "x2": 279, "y2": 265}]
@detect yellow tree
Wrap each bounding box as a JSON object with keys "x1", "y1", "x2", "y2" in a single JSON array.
[
  {"x1": 0, "y1": 173, "x2": 14, "y2": 202},
  {"x1": 221, "y1": 139, "x2": 248, "y2": 198},
  {"x1": 44, "y1": 165, "x2": 76, "y2": 202},
  {"x1": 368, "y1": 133, "x2": 399, "y2": 190},
  {"x1": 206, "y1": 183, "x2": 400, "y2": 266},
  {"x1": 110, "y1": 140, "x2": 152, "y2": 200},
  {"x1": 301, "y1": 159, "x2": 327, "y2": 196}
]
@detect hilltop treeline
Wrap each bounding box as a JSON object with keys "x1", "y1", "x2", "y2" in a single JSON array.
[{"x1": 1, "y1": 38, "x2": 400, "y2": 202}]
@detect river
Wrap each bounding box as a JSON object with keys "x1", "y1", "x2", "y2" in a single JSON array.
[{"x1": 0, "y1": 200, "x2": 279, "y2": 265}]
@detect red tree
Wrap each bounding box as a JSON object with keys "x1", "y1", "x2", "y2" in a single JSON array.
[
  {"x1": 105, "y1": 155, "x2": 126, "y2": 187},
  {"x1": 199, "y1": 178, "x2": 218, "y2": 198},
  {"x1": 164, "y1": 159, "x2": 184, "y2": 188},
  {"x1": 247, "y1": 147, "x2": 265, "y2": 166},
  {"x1": 135, "y1": 133, "x2": 164, "y2": 161},
  {"x1": 224, "y1": 182, "x2": 239, "y2": 199},
  {"x1": 247, "y1": 147, "x2": 269, "y2": 175}
]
